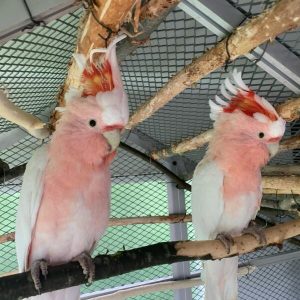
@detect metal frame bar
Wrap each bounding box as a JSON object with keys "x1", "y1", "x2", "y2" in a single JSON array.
[
  {"x1": 166, "y1": 164, "x2": 192, "y2": 300},
  {"x1": 0, "y1": 0, "x2": 80, "y2": 45},
  {"x1": 179, "y1": 0, "x2": 300, "y2": 94},
  {"x1": 124, "y1": 128, "x2": 197, "y2": 180}
]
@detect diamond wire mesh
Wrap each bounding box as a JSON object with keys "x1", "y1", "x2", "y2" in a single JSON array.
[
  {"x1": 121, "y1": 7, "x2": 299, "y2": 166},
  {"x1": 0, "y1": 9, "x2": 82, "y2": 132},
  {"x1": 0, "y1": 1, "x2": 299, "y2": 299},
  {"x1": 185, "y1": 189, "x2": 300, "y2": 300}
]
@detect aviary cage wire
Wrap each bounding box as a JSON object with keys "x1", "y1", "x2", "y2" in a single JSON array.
[{"x1": 0, "y1": 0, "x2": 299, "y2": 299}]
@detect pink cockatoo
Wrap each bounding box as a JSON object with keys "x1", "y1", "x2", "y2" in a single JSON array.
[
  {"x1": 191, "y1": 69, "x2": 286, "y2": 300},
  {"x1": 15, "y1": 35, "x2": 129, "y2": 300}
]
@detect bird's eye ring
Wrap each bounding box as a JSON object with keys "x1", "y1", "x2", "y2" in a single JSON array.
[
  {"x1": 89, "y1": 119, "x2": 96, "y2": 127},
  {"x1": 258, "y1": 132, "x2": 264, "y2": 138}
]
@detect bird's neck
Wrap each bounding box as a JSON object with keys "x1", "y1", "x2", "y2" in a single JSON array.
[{"x1": 207, "y1": 134, "x2": 270, "y2": 173}]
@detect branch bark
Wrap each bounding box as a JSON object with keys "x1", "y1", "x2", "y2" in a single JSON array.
[
  {"x1": 127, "y1": 0, "x2": 300, "y2": 129},
  {"x1": 0, "y1": 219, "x2": 299, "y2": 299},
  {"x1": 117, "y1": 0, "x2": 180, "y2": 62},
  {"x1": 0, "y1": 90, "x2": 50, "y2": 139},
  {"x1": 275, "y1": 98, "x2": 300, "y2": 122}
]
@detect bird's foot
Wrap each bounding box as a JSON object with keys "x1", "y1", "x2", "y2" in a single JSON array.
[
  {"x1": 73, "y1": 251, "x2": 95, "y2": 284},
  {"x1": 30, "y1": 259, "x2": 48, "y2": 292},
  {"x1": 242, "y1": 225, "x2": 267, "y2": 245},
  {"x1": 216, "y1": 232, "x2": 235, "y2": 254}
]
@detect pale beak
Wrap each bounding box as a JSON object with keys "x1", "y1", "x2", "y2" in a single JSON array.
[
  {"x1": 267, "y1": 143, "x2": 279, "y2": 158},
  {"x1": 103, "y1": 129, "x2": 121, "y2": 152}
]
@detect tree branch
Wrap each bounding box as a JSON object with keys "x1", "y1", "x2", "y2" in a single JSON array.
[
  {"x1": 0, "y1": 219, "x2": 299, "y2": 299},
  {"x1": 275, "y1": 97, "x2": 300, "y2": 122}
]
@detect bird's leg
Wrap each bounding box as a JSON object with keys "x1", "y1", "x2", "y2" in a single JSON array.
[
  {"x1": 30, "y1": 259, "x2": 48, "y2": 292},
  {"x1": 73, "y1": 251, "x2": 95, "y2": 284},
  {"x1": 242, "y1": 221, "x2": 267, "y2": 245},
  {"x1": 216, "y1": 233, "x2": 235, "y2": 254}
]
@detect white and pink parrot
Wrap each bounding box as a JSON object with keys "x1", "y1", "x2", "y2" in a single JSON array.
[
  {"x1": 191, "y1": 69, "x2": 286, "y2": 300},
  {"x1": 15, "y1": 35, "x2": 129, "y2": 300}
]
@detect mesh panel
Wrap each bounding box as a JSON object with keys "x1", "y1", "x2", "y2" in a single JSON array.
[{"x1": 0, "y1": 1, "x2": 299, "y2": 300}]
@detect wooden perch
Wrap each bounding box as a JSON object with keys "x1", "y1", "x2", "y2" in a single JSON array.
[
  {"x1": 117, "y1": 0, "x2": 180, "y2": 61},
  {"x1": 0, "y1": 219, "x2": 299, "y2": 299},
  {"x1": 0, "y1": 194, "x2": 297, "y2": 246},
  {"x1": 279, "y1": 135, "x2": 300, "y2": 152},
  {"x1": 127, "y1": 0, "x2": 300, "y2": 129},
  {"x1": 0, "y1": 90, "x2": 50, "y2": 139},
  {"x1": 151, "y1": 130, "x2": 213, "y2": 160},
  {"x1": 262, "y1": 164, "x2": 300, "y2": 176},
  {"x1": 275, "y1": 97, "x2": 300, "y2": 122}
]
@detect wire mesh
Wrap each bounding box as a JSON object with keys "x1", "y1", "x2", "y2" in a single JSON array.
[
  {"x1": 0, "y1": 1, "x2": 299, "y2": 300},
  {"x1": 121, "y1": 7, "x2": 299, "y2": 166}
]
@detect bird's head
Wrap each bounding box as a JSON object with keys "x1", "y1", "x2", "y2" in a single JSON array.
[
  {"x1": 209, "y1": 69, "x2": 286, "y2": 160},
  {"x1": 54, "y1": 35, "x2": 129, "y2": 164}
]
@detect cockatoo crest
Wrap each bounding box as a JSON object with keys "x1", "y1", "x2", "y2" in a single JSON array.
[
  {"x1": 209, "y1": 69, "x2": 285, "y2": 136},
  {"x1": 73, "y1": 34, "x2": 126, "y2": 97}
]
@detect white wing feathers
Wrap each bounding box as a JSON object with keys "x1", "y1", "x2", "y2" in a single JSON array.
[
  {"x1": 191, "y1": 160, "x2": 224, "y2": 240},
  {"x1": 15, "y1": 144, "x2": 49, "y2": 272}
]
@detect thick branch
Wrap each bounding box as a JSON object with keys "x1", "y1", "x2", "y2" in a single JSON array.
[
  {"x1": 0, "y1": 220, "x2": 299, "y2": 299},
  {"x1": 275, "y1": 98, "x2": 300, "y2": 122},
  {"x1": 262, "y1": 164, "x2": 300, "y2": 176},
  {"x1": 0, "y1": 90, "x2": 49, "y2": 139},
  {"x1": 279, "y1": 135, "x2": 300, "y2": 152},
  {"x1": 117, "y1": 0, "x2": 180, "y2": 62},
  {"x1": 127, "y1": 0, "x2": 300, "y2": 129}
]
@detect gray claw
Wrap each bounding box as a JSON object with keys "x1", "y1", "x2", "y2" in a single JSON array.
[
  {"x1": 216, "y1": 232, "x2": 235, "y2": 254},
  {"x1": 30, "y1": 259, "x2": 48, "y2": 292},
  {"x1": 73, "y1": 252, "x2": 95, "y2": 284},
  {"x1": 242, "y1": 226, "x2": 267, "y2": 245}
]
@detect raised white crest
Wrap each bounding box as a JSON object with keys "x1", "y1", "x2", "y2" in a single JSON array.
[{"x1": 209, "y1": 69, "x2": 250, "y2": 121}]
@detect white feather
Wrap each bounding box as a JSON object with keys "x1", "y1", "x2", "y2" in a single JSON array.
[
  {"x1": 224, "y1": 77, "x2": 238, "y2": 95},
  {"x1": 215, "y1": 95, "x2": 228, "y2": 107},
  {"x1": 253, "y1": 112, "x2": 269, "y2": 123},
  {"x1": 232, "y1": 69, "x2": 249, "y2": 91},
  {"x1": 260, "y1": 96, "x2": 278, "y2": 115},
  {"x1": 220, "y1": 84, "x2": 232, "y2": 100},
  {"x1": 89, "y1": 34, "x2": 126, "y2": 64},
  {"x1": 73, "y1": 53, "x2": 87, "y2": 72},
  {"x1": 191, "y1": 160, "x2": 224, "y2": 240},
  {"x1": 15, "y1": 145, "x2": 49, "y2": 272},
  {"x1": 209, "y1": 99, "x2": 223, "y2": 121},
  {"x1": 64, "y1": 87, "x2": 81, "y2": 103}
]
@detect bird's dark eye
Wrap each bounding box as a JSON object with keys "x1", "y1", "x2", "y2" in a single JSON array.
[
  {"x1": 89, "y1": 119, "x2": 96, "y2": 127},
  {"x1": 259, "y1": 132, "x2": 264, "y2": 138}
]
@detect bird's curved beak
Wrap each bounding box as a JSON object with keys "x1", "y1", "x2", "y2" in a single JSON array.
[
  {"x1": 267, "y1": 143, "x2": 279, "y2": 158},
  {"x1": 103, "y1": 129, "x2": 121, "y2": 152}
]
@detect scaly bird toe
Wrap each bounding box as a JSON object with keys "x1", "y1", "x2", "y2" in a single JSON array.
[
  {"x1": 73, "y1": 251, "x2": 95, "y2": 284},
  {"x1": 30, "y1": 259, "x2": 48, "y2": 292},
  {"x1": 216, "y1": 233, "x2": 235, "y2": 254},
  {"x1": 242, "y1": 226, "x2": 267, "y2": 245}
]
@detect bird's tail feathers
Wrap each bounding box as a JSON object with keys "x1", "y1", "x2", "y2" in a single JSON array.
[{"x1": 204, "y1": 256, "x2": 238, "y2": 300}]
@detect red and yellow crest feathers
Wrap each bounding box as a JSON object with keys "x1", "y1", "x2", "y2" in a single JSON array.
[
  {"x1": 81, "y1": 60, "x2": 114, "y2": 97},
  {"x1": 223, "y1": 90, "x2": 278, "y2": 121}
]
